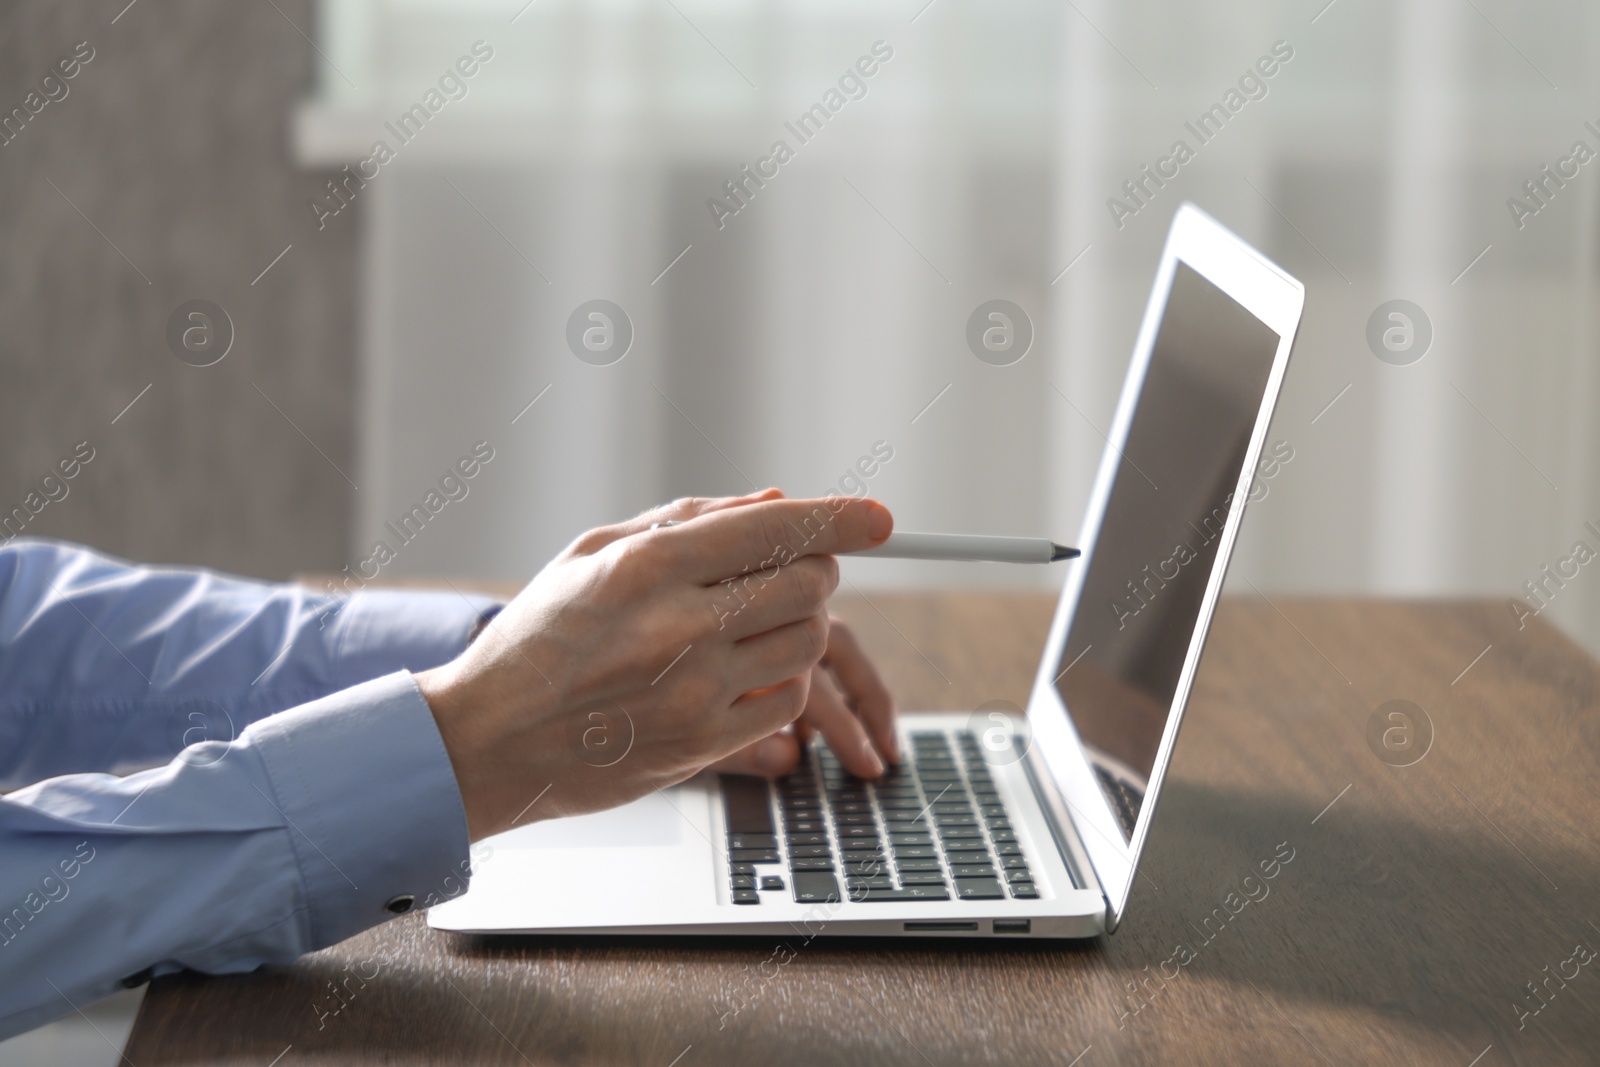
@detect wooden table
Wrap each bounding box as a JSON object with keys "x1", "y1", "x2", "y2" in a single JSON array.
[{"x1": 126, "y1": 593, "x2": 1600, "y2": 1065}]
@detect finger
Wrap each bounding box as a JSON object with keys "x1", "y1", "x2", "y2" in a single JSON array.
[
  {"x1": 710, "y1": 555, "x2": 838, "y2": 641},
  {"x1": 720, "y1": 674, "x2": 812, "y2": 752},
  {"x1": 799, "y1": 665, "x2": 884, "y2": 778},
  {"x1": 820, "y1": 620, "x2": 899, "y2": 764},
  {"x1": 670, "y1": 497, "x2": 892, "y2": 584},
  {"x1": 708, "y1": 730, "x2": 802, "y2": 777},
  {"x1": 724, "y1": 613, "x2": 830, "y2": 695},
  {"x1": 573, "y1": 489, "x2": 785, "y2": 556}
]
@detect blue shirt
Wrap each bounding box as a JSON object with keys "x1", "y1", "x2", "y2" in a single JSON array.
[{"x1": 0, "y1": 539, "x2": 497, "y2": 1039}]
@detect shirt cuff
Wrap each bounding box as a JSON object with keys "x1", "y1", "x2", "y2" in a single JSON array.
[{"x1": 245, "y1": 671, "x2": 471, "y2": 949}]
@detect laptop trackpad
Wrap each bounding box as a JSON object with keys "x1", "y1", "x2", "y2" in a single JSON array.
[
  {"x1": 493, "y1": 790, "x2": 687, "y2": 849},
  {"x1": 437, "y1": 783, "x2": 717, "y2": 930}
]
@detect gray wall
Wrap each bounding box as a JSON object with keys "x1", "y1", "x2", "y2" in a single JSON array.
[{"x1": 0, "y1": 1, "x2": 355, "y2": 579}]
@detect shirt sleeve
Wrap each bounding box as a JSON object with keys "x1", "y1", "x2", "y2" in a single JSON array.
[
  {"x1": 0, "y1": 537, "x2": 499, "y2": 788},
  {"x1": 0, "y1": 672, "x2": 475, "y2": 1040},
  {"x1": 0, "y1": 538, "x2": 502, "y2": 1039}
]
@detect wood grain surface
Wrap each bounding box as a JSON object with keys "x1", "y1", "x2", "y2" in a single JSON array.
[{"x1": 125, "y1": 592, "x2": 1600, "y2": 1066}]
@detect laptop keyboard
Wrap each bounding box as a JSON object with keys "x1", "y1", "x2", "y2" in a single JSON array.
[
  {"x1": 721, "y1": 729, "x2": 1038, "y2": 905},
  {"x1": 1092, "y1": 763, "x2": 1146, "y2": 838}
]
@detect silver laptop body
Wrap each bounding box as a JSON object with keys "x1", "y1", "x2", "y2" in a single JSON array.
[{"x1": 430, "y1": 204, "x2": 1306, "y2": 940}]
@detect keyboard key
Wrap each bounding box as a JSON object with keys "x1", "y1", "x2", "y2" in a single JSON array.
[
  {"x1": 938, "y1": 827, "x2": 983, "y2": 841},
  {"x1": 787, "y1": 832, "x2": 829, "y2": 846},
  {"x1": 979, "y1": 805, "x2": 1007, "y2": 818},
  {"x1": 838, "y1": 825, "x2": 880, "y2": 839},
  {"x1": 788, "y1": 845, "x2": 833, "y2": 859},
  {"x1": 1004, "y1": 868, "x2": 1033, "y2": 884},
  {"x1": 833, "y1": 812, "x2": 876, "y2": 826},
  {"x1": 892, "y1": 845, "x2": 937, "y2": 860},
  {"x1": 952, "y1": 865, "x2": 998, "y2": 880},
  {"x1": 984, "y1": 819, "x2": 1013, "y2": 832},
  {"x1": 730, "y1": 862, "x2": 757, "y2": 876},
  {"x1": 731, "y1": 875, "x2": 755, "y2": 890},
  {"x1": 727, "y1": 833, "x2": 777, "y2": 850},
  {"x1": 989, "y1": 829, "x2": 1017, "y2": 842},
  {"x1": 954, "y1": 878, "x2": 1006, "y2": 900},
  {"x1": 732, "y1": 889, "x2": 761, "y2": 905},
  {"x1": 722, "y1": 775, "x2": 775, "y2": 834},
  {"x1": 789, "y1": 857, "x2": 836, "y2": 871},
  {"x1": 791, "y1": 873, "x2": 842, "y2": 904},
  {"x1": 846, "y1": 876, "x2": 895, "y2": 891},
  {"x1": 729, "y1": 849, "x2": 780, "y2": 863},
  {"x1": 994, "y1": 842, "x2": 1024, "y2": 856},
  {"x1": 894, "y1": 858, "x2": 942, "y2": 872},
  {"x1": 1001, "y1": 855, "x2": 1029, "y2": 869},
  {"x1": 842, "y1": 851, "x2": 887, "y2": 867},
  {"x1": 897, "y1": 870, "x2": 947, "y2": 886},
  {"x1": 1010, "y1": 883, "x2": 1039, "y2": 899},
  {"x1": 945, "y1": 851, "x2": 991, "y2": 866},
  {"x1": 855, "y1": 886, "x2": 950, "y2": 902},
  {"x1": 841, "y1": 841, "x2": 884, "y2": 854},
  {"x1": 784, "y1": 821, "x2": 826, "y2": 835},
  {"x1": 887, "y1": 833, "x2": 933, "y2": 846},
  {"x1": 761, "y1": 876, "x2": 785, "y2": 891}
]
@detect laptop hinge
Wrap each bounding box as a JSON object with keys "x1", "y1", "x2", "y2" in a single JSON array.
[{"x1": 1022, "y1": 741, "x2": 1113, "y2": 927}]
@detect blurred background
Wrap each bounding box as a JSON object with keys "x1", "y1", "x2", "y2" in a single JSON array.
[{"x1": 3, "y1": 0, "x2": 1599, "y2": 1058}]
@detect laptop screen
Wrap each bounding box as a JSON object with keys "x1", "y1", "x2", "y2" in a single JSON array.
[{"x1": 1052, "y1": 261, "x2": 1281, "y2": 838}]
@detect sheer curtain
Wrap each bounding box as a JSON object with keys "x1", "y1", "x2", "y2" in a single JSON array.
[{"x1": 302, "y1": 0, "x2": 1600, "y2": 652}]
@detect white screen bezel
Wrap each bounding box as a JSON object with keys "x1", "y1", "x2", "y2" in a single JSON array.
[{"x1": 1025, "y1": 203, "x2": 1305, "y2": 932}]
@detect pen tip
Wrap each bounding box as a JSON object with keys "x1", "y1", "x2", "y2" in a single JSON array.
[{"x1": 1051, "y1": 543, "x2": 1081, "y2": 561}]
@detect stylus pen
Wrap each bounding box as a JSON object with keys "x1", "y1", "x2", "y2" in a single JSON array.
[{"x1": 849, "y1": 532, "x2": 1079, "y2": 564}]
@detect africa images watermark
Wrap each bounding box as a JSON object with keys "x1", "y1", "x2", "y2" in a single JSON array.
[
  {"x1": 0, "y1": 441, "x2": 97, "y2": 544},
  {"x1": 1508, "y1": 519, "x2": 1600, "y2": 631},
  {"x1": 1114, "y1": 840, "x2": 1297, "y2": 1029},
  {"x1": 1511, "y1": 931, "x2": 1599, "y2": 1032},
  {"x1": 1110, "y1": 440, "x2": 1293, "y2": 631},
  {"x1": 1106, "y1": 40, "x2": 1295, "y2": 230},
  {"x1": 711, "y1": 441, "x2": 894, "y2": 633},
  {"x1": 1505, "y1": 117, "x2": 1600, "y2": 231},
  {"x1": 705, "y1": 40, "x2": 895, "y2": 231},
  {"x1": 319, "y1": 440, "x2": 496, "y2": 606},
  {"x1": 0, "y1": 40, "x2": 96, "y2": 149},
  {"x1": 0, "y1": 842, "x2": 97, "y2": 949},
  {"x1": 308, "y1": 41, "x2": 496, "y2": 231}
]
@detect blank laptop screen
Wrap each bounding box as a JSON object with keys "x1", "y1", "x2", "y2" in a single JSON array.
[{"x1": 1053, "y1": 261, "x2": 1280, "y2": 837}]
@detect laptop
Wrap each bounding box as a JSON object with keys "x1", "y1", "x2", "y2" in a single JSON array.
[{"x1": 430, "y1": 203, "x2": 1305, "y2": 939}]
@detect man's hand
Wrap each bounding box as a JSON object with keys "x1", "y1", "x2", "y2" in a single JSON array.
[
  {"x1": 708, "y1": 621, "x2": 897, "y2": 780},
  {"x1": 415, "y1": 490, "x2": 895, "y2": 841}
]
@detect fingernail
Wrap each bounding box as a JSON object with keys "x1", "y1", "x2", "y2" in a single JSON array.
[
  {"x1": 862, "y1": 738, "x2": 885, "y2": 778},
  {"x1": 866, "y1": 501, "x2": 892, "y2": 543},
  {"x1": 756, "y1": 735, "x2": 792, "y2": 775}
]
